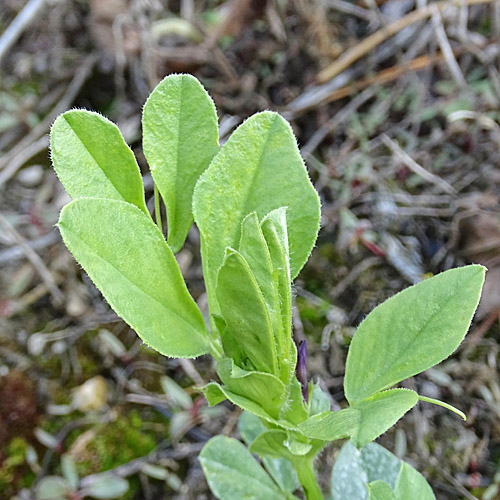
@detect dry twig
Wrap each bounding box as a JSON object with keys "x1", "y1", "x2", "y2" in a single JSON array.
[
  {"x1": 317, "y1": 0, "x2": 493, "y2": 83},
  {"x1": 0, "y1": 214, "x2": 63, "y2": 304},
  {"x1": 381, "y1": 134, "x2": 457, "y2": 195},
  {"x1": 0, "y1": 0, "x2": 46, "y2": 63},
  {"x1": 0, "y1": 54, "x2": 97, "y2": 187}
]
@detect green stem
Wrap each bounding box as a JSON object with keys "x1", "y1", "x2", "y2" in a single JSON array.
[
  {"x1": 293, "y1": 458, "x2": 323, "y2": 500},
  {"x1": 154, "y1": 183, "x2": 162, "y2": 231},
  {"x1": 209, "y1": 335, "x2": 224, "y2": 361},
  {"x1": 418, "y1": 395, "x2": 466, "y2": 420}
]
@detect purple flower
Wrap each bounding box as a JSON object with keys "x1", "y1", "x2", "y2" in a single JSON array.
[{"x1": 296, "y1": 340, "x2": 308, "y2": 403}]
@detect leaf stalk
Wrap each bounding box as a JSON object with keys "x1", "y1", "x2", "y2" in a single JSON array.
[{"x1": 292, "y1": 458, "x2": 323, "y2": 500}]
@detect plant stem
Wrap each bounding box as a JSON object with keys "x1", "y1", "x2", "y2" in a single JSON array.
[
  {"x1": 154, "y1": 183, "x2": 162, "y2": 231},
  {"x1": 209, "y1": 336, "x2": 223, "y2": 361},
  {"x1": 293, "y1": 458, "x2": 323, "y2": 500}
]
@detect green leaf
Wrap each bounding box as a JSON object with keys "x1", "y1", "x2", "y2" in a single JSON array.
[
  {"x1": 345, "y1": 265, "x2": 486, "y2": 403},
  {"x1": 143, "y1": 74, "x2": 219, "y2": 252},
  {"x1": 308, "y1": 381, "x2": 331, "y2": 416},
  {"x1": 250, "y1": 429, "x2": 296, "y2": 461},
  {"x1": 284, "y1": 437, "x2": 312, "y2": 456},
  {"x1": 357, "y1": 443, "x2": 401, "y2": 489},
  {"x1": 217, "y1": 358, "x2": 286, "y2": 419},
  {"x1": 250, "y1": 429, "x2": 325, "y2": 463},
  {"x1": 82, "y1": 474, "x2": 129, "y2": 499},
  {"x1": 351, "y1": 389, "x2": 418, "y2": 448},
  {"x1": 202, "y1": 381, "x2": 277, "y2": 424},
  {"x1": 35, "y1": 476, "x2": 68, "y2": 500},
  {"x1": 239, "y1": 212, "x2": 276, "y2": 309},
  {"x1": 368, "y1": 480, "x2": 396, "y2": 500},
  {"x1": 330, "y1": 442, "x2": 401, "y2": 500},
  {"x1": 193, "y1": 111, "x2": 321, "y2": 313},
  {"x1": 279, "y1": 375, "x2": 308, "y2": 425},
  {"x1": 238, "y1": 411, "x2": 300, "y2": 494},
  {"x1": 61, "y1": 454, "x2": 79, "y2": 491},
  {"x1": 261, "y1": 208, "x2": 293, "y2": 382},
  {"x1": 58, "y1": 198, "x2": 210, "y2": 358},
  {"x1": 203, "y1": 380, "x2": 303, "y2": 434},
  {"x1": 394, "y1": 462, "x2": 436, "y2": 500},
  {"x1": 216, "y1": 248, "x2": 277, "y2": 374},
  {"x1": 199, "y1": 436, "x2": 288, "y2": 500},
  {"x1": 203, "y1": 382, "x2": 227, "y2": 406},
  {"x1": 297, "y1": 408, "x2": 359, "y2": 441},
  {"x1": 51, "y1": 110, "x2": 147, "y2": 214}
]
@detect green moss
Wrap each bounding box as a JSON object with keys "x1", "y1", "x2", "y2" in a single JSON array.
[
  {"x1": 74, "y1": 411, "x2": 157, "y2": 477},
  {"x1": 0, "y1": 437, "x2": 35, "y2": 496}
]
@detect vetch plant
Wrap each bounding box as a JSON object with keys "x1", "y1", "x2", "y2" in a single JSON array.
[{"x1": 50, "y1": 74, "x2": 486, "y2": 500}]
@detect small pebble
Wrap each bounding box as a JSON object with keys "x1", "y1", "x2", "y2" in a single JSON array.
[{"x1": 17, "y1": 165, "x2": 44, "y2": 187}]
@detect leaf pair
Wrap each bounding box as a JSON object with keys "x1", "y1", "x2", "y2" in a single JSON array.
[
  {"x1": 51, "y1": 75, "x2": 219, "y2": 358},
  {"x1": 297, "y1": 266, "x2": 485, "y2": 447},
  {"x1": 52, "y1": 75, "x2": 218, "y2": 251}
]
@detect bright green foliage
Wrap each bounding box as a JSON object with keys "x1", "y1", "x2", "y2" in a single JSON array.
[
  {"x1": 350, "y1": 389, "x2": 418, "y2": 447},
  {"x1": 367, "y1": 481, "x2": 396, "y2": 500},
  {"x1": 239, "y1": 212, "x2": 280, "y2": 341},
  {"x1": 345, "y1": 265, "x2": 485, "y2": 404},
  {"x1": 298, "y1": 389, "x2": 417, "y2": 447},
  {"x1": 143, "y1": 74, "x2": 219, "y2": 252},
  {"x1": 199, "y1": 436, "x2": 296, "y2": 500},
  {"x1": 58, "y1": 198, "x2": 210, "y2": 358},
  {"x1": 51, "y1": 110, "x2": 148, "y2": 214},
  {"x1": 50, "y1": 73, "x2": 486, "y2": 500},
  {"x1": 216, "y1": 359, "x2": 286, "y2": 419},
  {"x1": 216, "y1": 248, "x2": 277, "y2": 374},
  {"x1": 192, "y1": 111, "x2": 321, "y2": 314},
  {"x1": 298, "y1": 408, "x2": 358, "y2": 441}
]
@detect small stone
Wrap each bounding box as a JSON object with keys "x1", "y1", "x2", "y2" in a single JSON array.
[{"x1": 18, "y1": 165, "x2": 44, "y2": 187}]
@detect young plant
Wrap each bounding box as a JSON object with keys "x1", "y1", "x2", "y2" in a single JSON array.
[{"x1": 50, "y1": 74, "x2": 485, "y2": 500}]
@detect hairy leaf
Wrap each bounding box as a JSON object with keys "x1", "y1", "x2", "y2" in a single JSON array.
[
  {"x1": 193, "y1": 111, "x2": 321, "y2": 312},
  {"x1": 203, "y1": 381, "x2": 277, "y2": 424},
  {"x1": 143, "y1": 74, "x2": 219, "y2": 252},
  {"x1": 345, "y1": 266, "x2": 486, "y2": 403},
  {"x1": 51, "y1": 110, "x2": 147, "y2": 213},
  {"x1": 250, "y1": 430, "x2": 296, "y2": 461},
  {"x1": 297, "y1": 408, "x2": 359, "y2": 441},
  {"x1": 261, "y1": 208, "x2": 293, "y2": 381},
  {"x1": 58, "y1": 198, "x2": 210, "y2": 358},
  {"x1": 239, "y1": 213, "x2": 280, "y2": 332},
  {"x1": 216, "y1": 248, "x2": 277, "y2": 374},
  {"x1": 350, "y1": 389, "x2": 418, "y2": 448},
  {"x1": 279, "y1": 376, "x2": 308, "y2": 425},
  {"x1": 217, "y1": 359, "x2": 286, "y2": 419},
  {"x1": 199, "y1": 436, "x2": 289, "y2": 500},
  {"x1": 308, "y1": 381, "x2": 331, "y2": 416}
]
